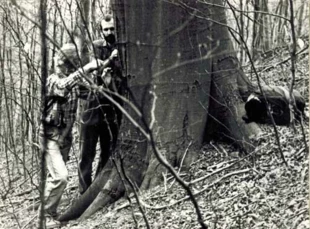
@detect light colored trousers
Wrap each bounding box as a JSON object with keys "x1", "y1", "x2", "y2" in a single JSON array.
[{"x1": 40, "y1": 126, "x2": 72, "y2": 215}]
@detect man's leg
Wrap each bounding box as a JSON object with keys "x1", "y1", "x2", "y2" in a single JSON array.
[
  {"x1": 44, "y1": 136, "x2": 68, "y2": 215},
  {"x1": 61, "y1": 133, "x2": 73, "y2": 163},
  {"x1": 96, "y1": 120, "x2": 118, "y2": 177},
  {"x1": 78, "y1": 124, "x2": 99, "y2": 194}
]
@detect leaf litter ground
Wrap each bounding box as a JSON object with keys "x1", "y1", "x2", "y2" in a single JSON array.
[{"x1": 0, "y1": 50, "x2": 308, "y2": 228}]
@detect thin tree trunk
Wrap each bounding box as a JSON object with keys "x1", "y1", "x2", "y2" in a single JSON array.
[
  {"x1": 51, "y1": 8, "x2": 57, "y2": 72},
  {"x1": 262, "y1": 0, "x2": 270, "y2": 51},
  {"x1": 0, "y1": 40, "x2": 2, "y2": 153},
  {"x1": 0, "y1": 16, "x2": 12, "y2": 186},
  {"x1": 296, "y1": 0, "x2": 305, "y2": 37},
  {"x1": 7, "y1": 32, "x2": 19, "y2": 176},
  {"x1": 76, "y1": 0, "x2": 91, "y2": 65},
  {"x1": 239, "y1": 0, "x2": 244, "y2": 64},
  {"x1": 29, "y1": 27, "x2": 39, "y2": 173},
  {"x1": 252, "y1": 0, "x2": 260, "y2": 60},
  {"x1": 38, "y1": 0, "x2": 48, "y2": 227},
  {"x1": 16, "y1": 11, "x2": 27, "y2": 178}
]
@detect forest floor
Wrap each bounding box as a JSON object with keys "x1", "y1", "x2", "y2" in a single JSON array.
[{"x1": 0, "y1": 48, "x2": 309, "y2": 228}]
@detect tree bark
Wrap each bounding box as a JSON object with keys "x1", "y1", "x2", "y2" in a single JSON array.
[{"x1": 206, "y1": 1, "x2": 262, "y2": 150}]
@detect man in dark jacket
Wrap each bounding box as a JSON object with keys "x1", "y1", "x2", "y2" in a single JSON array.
[{"x1": 78, "y1": 15, "x2": 123, "y2": 194}]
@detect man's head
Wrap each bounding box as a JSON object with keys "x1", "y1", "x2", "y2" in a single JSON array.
[
  {"x1": 100, "y1": 15, "x2": 116, "y2": 44},
  {"x1": 55, "y1": 43, "x2": 80, "y2": 75}
]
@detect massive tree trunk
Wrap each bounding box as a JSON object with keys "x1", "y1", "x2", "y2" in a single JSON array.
[{"x1": 58, "y1": 0, "x2": 260, "y2": 222}]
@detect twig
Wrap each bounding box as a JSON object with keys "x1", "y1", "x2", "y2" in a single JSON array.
[
  {"x1": 289, "y1": 207, "x2": 308, "y2": 220},
  {"x1": 114, "y1": 202, "x2": 131, "y2": 212},
  {"x1": 21, "y1": 215, "x2": 37, "y2": 229},
  {"x1": 195, "y1": 1, "x2": 290, "y2": 21},
  {"x1": 189, "y1": 160, "x2": 238, "y2": 185},
  {"x1": 299, "y1": 117, "x2": 309, "y2": 153},
  {"x1": 163, "y1": 172, "x2": 168, "y2": 193},
  {"x1": 26, "y1": 201, "x2": 40, "y2": 211},
  {"x1": 210, "y1": 141, "x2": 228, "y2": 157},
  {"x1": 14, "y1": 188, "x2": 34, "y2": 197},
  {"x1": 168, "y1": 141, "x2": 193, "y2": 188},
  {"x1": 6, "y1": 197, "x2": 22, "y2": 229},
  {"x1": 119, "y1": 156, "x2": 151, "y2": 229},
  {"x1": 178, "y1": 141, "x2": 193, "y2": 174},
  {"x1": 112, "y1": 157, "x2": 140, "y2": 228}
]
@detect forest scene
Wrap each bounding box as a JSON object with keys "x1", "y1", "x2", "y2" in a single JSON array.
[{"x1": 0, "y1": 0, "x2": 309, "y2": 228}]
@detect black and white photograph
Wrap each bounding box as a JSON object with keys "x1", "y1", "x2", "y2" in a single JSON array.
[{"x1": 0, "y1": 0, "x2": 308, "y2": 228}]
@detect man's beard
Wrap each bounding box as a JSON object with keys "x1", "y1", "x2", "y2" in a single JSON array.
[{"x1": 105, "y1": 34, "x2": 116, "y2": 44}]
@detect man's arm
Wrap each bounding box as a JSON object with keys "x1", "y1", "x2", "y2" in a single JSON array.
[
  {"x1": 58, "y1": 58, "x2": 113, "y2": 89},
  {"x1": 78, "y1": 50, "x2": 119, "y2": 99},
  {"x1": 50, "y1": 58, "x2": 115, "y2": 98},
  {"x1": 90, "y1": 49, "x2": 119, "y2": 74}
]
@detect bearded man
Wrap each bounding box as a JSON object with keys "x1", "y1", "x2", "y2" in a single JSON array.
[{"x1": 78, "y1": 14, "x2": 124, "y2": 194}]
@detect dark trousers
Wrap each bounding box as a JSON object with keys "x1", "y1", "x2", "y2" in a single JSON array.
[{"x1": 78, "y1": 120, "x2": 118, "y2": 194}]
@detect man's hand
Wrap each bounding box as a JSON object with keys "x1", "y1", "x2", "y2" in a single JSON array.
[
  {"x1": 58, "y1": 136, "x2": 65, "y2": 149},
  {"x1": 110, "y1": 49, "x2": 118, "y2": 60},
  {"x1": 87, "y1": 59, "x2": 105, "y2": 71},
  {"x1": 101, "y1": 67, "x2": 112, "y2": 86},
  {"x1": 83, "y1": 49, "x2": 118, "y2": 75}
]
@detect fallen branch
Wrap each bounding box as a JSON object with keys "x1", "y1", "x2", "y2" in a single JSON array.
[
  {"x1": 189, "y1": 160, "x2": 239, "y2": 185},
  {"x1": 21, "y1": 215, "x2": 37, "y2": 229},
  {"x1": 15, "y1": 188, "x2": 34, "y2": 197}
]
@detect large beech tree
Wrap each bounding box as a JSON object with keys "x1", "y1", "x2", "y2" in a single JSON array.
[{"x1": 58, "y1": 0, "x2": 262, "y2": 221}]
